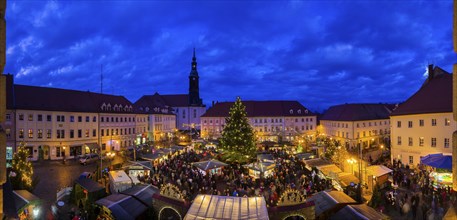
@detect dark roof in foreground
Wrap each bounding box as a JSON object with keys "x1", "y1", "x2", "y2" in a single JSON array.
[
  {"x1": 120, "y1": 185, "x2": 159, "y2": 207},
  {"x1": 330, "y1": 204, "x2": 389, "y2": 220},
  {"x1": 75, "y1": 178, "x2": 105, "y2": 193},
  {"x1": 96, "y1": 193, "x2": 148, "y2": 219},
  {"x1": 202, "y1": 100, "x2": 315, "y2": 117},
  {"x1": 391, "y1": 65, "x2": 452, "y2": 116},
  {"x1": 320, "y1": 103, "x2": 395, "y2": 121}
]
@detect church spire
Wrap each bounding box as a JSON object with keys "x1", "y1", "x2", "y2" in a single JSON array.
[{"x1": 190, "y1": 48, "x2": 198, "y2": 75}]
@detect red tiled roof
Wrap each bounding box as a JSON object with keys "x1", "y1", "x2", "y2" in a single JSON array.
[
  {"x1": 320, "y1": 104, "x2": 395, "y2": 121},
  {"x1": 391, "y1": 66, "x2": 452, "y2": 116},
  {"x1": 8, "y1": 82, "x2": 133, "y2": 113},
  {"x1": 201, "y1": 100, "x2": 315, "y2": 117}
]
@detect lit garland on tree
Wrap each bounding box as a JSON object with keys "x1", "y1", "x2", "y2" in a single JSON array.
[
  {"x1": 220, "y1": 97, "x2": 256, "y2": 161},
  {"x1": 11, "y1": 142, "x2": 34, "y2": 190}
]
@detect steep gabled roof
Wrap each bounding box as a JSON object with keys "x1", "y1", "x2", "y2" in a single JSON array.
[
  {"x1": 161, "y1": 94, "x2": 189, "y2": 107},
  {"x1": 391, "y1": 66, "x2": 452, "y2": 116},
  {"x1": 201, "y1": 100, "x2": 315, "y2": 117},
  {"x1": 320, "y1": 104, "x2": 395, "y2": 121}
]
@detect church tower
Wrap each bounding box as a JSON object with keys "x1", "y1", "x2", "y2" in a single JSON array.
[{"x1": 189, "y1": 48, "x2": 202, "y2": 106}]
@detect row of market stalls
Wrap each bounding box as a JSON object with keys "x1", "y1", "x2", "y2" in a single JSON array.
[{"x1": 303, "y1": 158, "x2": 393, "y2": 192}]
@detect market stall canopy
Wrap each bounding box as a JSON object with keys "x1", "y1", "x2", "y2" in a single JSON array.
[
  {"x1": 120, "y1": 185, "x2": 159, "y2": 207},
  {"x1": 330, "y1": 204, "x2": 389, "y2": 220},
  {"x1": 171, "y1": 145, "x2": 185, "y2": 152},
  {"x1": 421, "y1": 154, "x2": 452, "y2": 170},
  {"x1": 193, "y1": 159, "x2": 228, "y2": 171},
  {"x1": 317, "y1": 164, "x2": 343, "y2": 177},
  {"x1": 141, "y1": 152, "x2": 165, "y2": 161},
  {"x1": 338, "y1": 172, "x2": 360, "y2": 187},
  {"x1": 75, "y1": 178, "x2": 105, "y2": 193},
  {"x1": 125, "y1": 161, "x2": 153, "y2": 170},
  {"x1": 157, "y1": 148, "x2": 173, "y2": 155},
  {"x1": 307, "y1": 190, "x2": 357, "y2": 217},
  {"x1": 304, "y1": 158, "x2": 332, "y2": 170},
  {"x1": 96, "y1": 193, "x2": 148, "y2": 219},
  {"x1": 366, "y1": 165, "x2": 393, "y2": 177},
  {"x1": 257, "y1": 154, "x2": 275, "y2": 163},
  {"x1": 184, "y1": 195, "x2": 269, "y2": 220},
  {"x1": 295, "y1": 153, "x2": 315, "y2": 160},
  {"x1": 84, "y1": 142, "x2": 100, "y2": 150},
  {"x1": 244, "y1": 162, "x2": 275, "y2": 172}
]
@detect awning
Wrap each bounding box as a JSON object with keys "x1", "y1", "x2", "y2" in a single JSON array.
[
  {"x1": 317, "y1": 164, "x2": 343, "y2": 177},
  {"x1": 96, "y1": 193, "x2": 148, "y2": 219},
  {"x1": 184, "y1": 195, "x2": 269, "y2": 220},
  {"x1": 366, "y1": 165, "x2": 393, "y2": 177},
  {"x1": 75, "y1": 178, "x2": 105, "y2": 193},
  {"x1": 192, "y1": 159, "x2": 228, "y2": 171},
  {"x1": 421, "y1": 154, "x2": 452, "y2": 170},
  {"x1": 307, "y1": 190, "x2": 356, "y2": 217},
  {"x1": 84, "y1": 143, "x2": 100, "y2": 150},
  {"x1": 330, "y1": 204, "x2": 389, "y2": 220}
]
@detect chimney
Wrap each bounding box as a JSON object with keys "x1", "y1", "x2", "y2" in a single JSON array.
[{"x1": 428, "y1": 64, "x2": 434, "y2": 81}]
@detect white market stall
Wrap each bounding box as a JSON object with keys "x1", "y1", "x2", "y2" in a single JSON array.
[
  {"x1": 184, "y1": 195, "x2": 269, "y2": 220},
  {"x1": 109, "y1": 170, "x2": 133, "y2": 193},
  {"x1": 244, "y1": 162, "x2": 275, "y2": 179},
  {"x1": 192, "y1": 159, "x2": 228, "y2": 176}
]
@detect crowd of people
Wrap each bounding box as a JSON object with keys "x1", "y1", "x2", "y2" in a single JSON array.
[{"x1": 136, "y1": 148, "x2": 333, "y2": 206}]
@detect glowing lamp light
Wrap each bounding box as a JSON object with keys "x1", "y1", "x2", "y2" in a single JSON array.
[{"x1": 33, "y1": 207, "x2": 40, "y2": 217}]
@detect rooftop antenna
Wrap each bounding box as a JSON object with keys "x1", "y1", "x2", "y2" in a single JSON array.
[{"x1": 100, "y1": 64, "x2": 103, "y2": 94}]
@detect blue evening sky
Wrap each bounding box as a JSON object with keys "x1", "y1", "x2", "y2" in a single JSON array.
[{"x1": 4, "y1": 1, "x2": 455, "y2": 112}]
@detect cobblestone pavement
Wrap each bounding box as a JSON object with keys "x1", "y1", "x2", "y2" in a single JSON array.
[{"x1": 32, "y1": 155, "x2": 125, "y2": 219}]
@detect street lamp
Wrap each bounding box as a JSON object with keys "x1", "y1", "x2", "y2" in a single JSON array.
[{"x1": 347, "y1": 158, "x2": 357, "y2": 175}]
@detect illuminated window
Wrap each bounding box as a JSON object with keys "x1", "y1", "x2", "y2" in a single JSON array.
[
  {"x1": 419, "y1": 137, "x2": 424, "y2": 146},
  {"x1": 38, "y1": 129, "x2": 43, "y2": 139},
  {"x1": 28, "y1": 129, "x2": 33, "y2": 138},
  {"x1": 445, "y1": 118, "x2": 451, "y2": 126}
]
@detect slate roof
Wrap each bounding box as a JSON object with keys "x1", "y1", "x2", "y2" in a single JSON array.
[
  {"x1": 96, "y1": 193, "x2": 148, "y2": 220},
  {"x1": 391, "y1": 66, "x2": 452, "y2": 116},
  {"x1": 120, "y1": 185, "x2": 159, "y2": 208},
  {"x1": 320, "y1": 103, "x2": 394, "y2": 121},
  {"x1": 6, "y1": 75, "x2": 134, "y2": 113},
  {"x1": 161, "y1": 94, "x2": 189, "y2": 107},
  {"x1": 75, "y1": 178, "x2": 105, "y2": 193},
  {"x1": 133, "y1": 93, "x2": 175, "y2": 115},
  {"x1": 307, "y1": 190, "x2": 357, "y2": 217},
  {"x1": 201, "y1": 101, "x2": 315, "y2": 117},
  {"x1": 330, "y1": 204, "x2": 389, "y2": 220}
]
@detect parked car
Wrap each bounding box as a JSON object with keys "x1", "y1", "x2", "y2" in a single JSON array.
[{"x1": 79, "y1": 153, "x2": 100, "y2": 165}]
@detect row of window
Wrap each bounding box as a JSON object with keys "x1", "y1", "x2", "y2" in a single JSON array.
[
  {"x1": 18, "y1": 128, "x2": 97, "y2": 139},
  {"x1": 13, "y1": 113, "x2": 148, "y2": 124},
  {"x1": 100, "y1": 128, "x2": 136, "y2": 136},
  {"x1": 181, "y1": 109, "x2": 198, "y2": 119},
  {"x1": 397, "y1": 136, "x2": 450, "y2": 148},
  {"x1": 326, "y1": 120, "x2": 389, "y2": 128},
  {"x1": 397, "y1": 118, "x2": 451, "y2": 128}
]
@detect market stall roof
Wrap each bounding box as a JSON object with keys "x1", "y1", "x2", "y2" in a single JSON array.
[
  {"x1": 257, "y1": 154, "x2": 275, "y2": 162},
  {"x1": 366, "y1": 165, "x2": 393, "y2": 177},
  {"x1": 109, "y1": 170, "x2": 132, "y2": 183},
  {"x1": 317, "y1": 164, "x2": 343, "y2": 176},
  {"x1": 244, "y1": 162, "x2": 275, "y2": 172},
  {"x1": 307, "y1": 190, "x2": 357, "y2": 217},
  {"x1": 120, "y1": 185, "x2": 159, "y2": 207},
  {"x1": 295, "y1": 153, "x2": 315, "y2": 160},
  {"x1": 330, "y1": 204, "x2": 389, "y2": 220},
  {"x1": 338, "y1": 172, "x2": 360, "y2": 187},
  {"x1": 141, "y1": 152, "x2": 165, "y2": 161},
  {"x1": 171, "y1": 145, "x2": 185, "y2": 151},
  {"x1": 125, "y1": 160, "x2": 153, "y2": 170},
  {"x1": 157, "y1": 148, "x2": 173, "y2": 154},
  {"x1": 193, "y1": 159, "x2": 228, "y2": 171},
  {"x1": 421, "y1": 154, "x2": 452, "y2": 170},
  {"x1": 96, "y1": 193, "x2": 148, "y2": 220},
  {"x1": 75, "y1": 178, "x2": 105, "y2": 193},
  {"x1": 304, "y1": 158, "x2": 332, "y2": 169},
  {"x1": 184, "y1": 195, "x2": 269, "y2": 220}
]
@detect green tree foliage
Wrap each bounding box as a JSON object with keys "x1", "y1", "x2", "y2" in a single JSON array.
[
  {"x1": 11, "y1": 142, "x2": 35, "y2": 191},
  {"x1": 220, "y1": 97, "x2": 256, "y2": 161}
]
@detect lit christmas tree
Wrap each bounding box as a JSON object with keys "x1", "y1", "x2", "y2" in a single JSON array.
[
  {"x1": 220, "y1": 97, "x2": 256, "y2": 162},
  {"x1": 11, "y1": 142, "x2": 34, "y2": 190}
]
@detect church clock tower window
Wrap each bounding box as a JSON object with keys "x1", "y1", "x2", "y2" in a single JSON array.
[{"x1": 189, "y1": 48, "x2": 202, "y2": 106}]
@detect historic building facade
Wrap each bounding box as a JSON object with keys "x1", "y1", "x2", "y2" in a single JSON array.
[
  {"x1": 391, "y1": 65, "x2": 455, "y2": 166},
  {"x1": 320, "y1": 103, "x2": 394, "y2": 150},
  {"x1": 200, "y1": 100, "x2": 317, "y2": 142}
]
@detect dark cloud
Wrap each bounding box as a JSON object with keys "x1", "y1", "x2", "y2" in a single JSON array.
[{"x1": 4, "y1": 1, "x2": 455, "y2": 113}]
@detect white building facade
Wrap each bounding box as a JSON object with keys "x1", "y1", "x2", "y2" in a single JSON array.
[{"x1": 390, "y1": 65, "x2": 453, "y2": 167}]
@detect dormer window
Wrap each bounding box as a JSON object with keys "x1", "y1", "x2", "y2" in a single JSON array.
[
  {"x1": 107, "y1": 104, "x2": 112, "y2": 111},
  {"x1": 139, "y1": 107, "x2": 143, "y2": 111},
  {"x1": 289, "y1": 109, "x2": 293, "y2": 114},
  {"x1": 145, "y1": 107, "x2": 150, "y2": 112},
  {"x1": 298, "y1": 109, "x2": 302, "y2": 114},
  {"x1": 305, "y1": 109, "x2": 309, "y2": 114}
]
